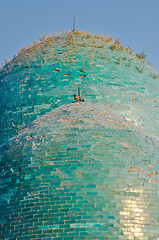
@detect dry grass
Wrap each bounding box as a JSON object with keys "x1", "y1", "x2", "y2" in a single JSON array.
[
  {"x1": 0, "y1": 30, "x2": 151, "y2": 74},
  {"x1": 105, "y1": 36, "x2": 113, "y2": 43},
  {"x1": 110, "y1": 45, "x2": 116, "y2": 51},
  {"x1": 136, "y1": 52, "x2": 146, "y2": 60}
]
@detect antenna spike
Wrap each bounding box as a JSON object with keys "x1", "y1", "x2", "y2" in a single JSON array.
[{"x1": 73, "y1": 15, "x2": 75, "y2": 31}]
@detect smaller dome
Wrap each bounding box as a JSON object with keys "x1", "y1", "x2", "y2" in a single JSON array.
[{"x1": 0, "y1": 102, "x2": 159, "y2": 239}]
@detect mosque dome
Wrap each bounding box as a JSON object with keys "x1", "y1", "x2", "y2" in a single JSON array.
[{"x1": 0, "y1": 31, "x2": 159, "y2": 239}]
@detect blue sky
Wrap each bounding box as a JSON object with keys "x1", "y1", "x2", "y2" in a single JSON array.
[{"x1": 1, "y1": 0, "x2": 159, "y2": 72}]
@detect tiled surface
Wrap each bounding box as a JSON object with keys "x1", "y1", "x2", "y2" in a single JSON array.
[
  {"x1": 0, "y1": 32, "x2": 159, "y2": 239},
  {"x1": 0, "y1": 103, "x2": 159, "y2": 239},
  {"x1": 0, "y1": 32, "x2": 158, "y2": 145}
]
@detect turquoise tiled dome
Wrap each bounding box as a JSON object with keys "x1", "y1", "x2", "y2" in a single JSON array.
[{"x1": 0, "y1": 32, "x2": 159, "y2": 239}]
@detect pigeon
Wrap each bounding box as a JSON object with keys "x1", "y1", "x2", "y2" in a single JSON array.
[{"x1": 74, "y1": 94, "x2": 84, "y2": 102}]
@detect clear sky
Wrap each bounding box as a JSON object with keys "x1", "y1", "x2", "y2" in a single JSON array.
[{"x1": 1, "y1": 0, "x2": 159, "y2": 72}]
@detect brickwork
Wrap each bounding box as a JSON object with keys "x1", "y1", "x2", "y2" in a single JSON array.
[
  {"x1": 0, "y1": 32, "x2": 158, "y2": 145},
  {"x1": 0, "y1": 32, "x2": 159, "y2": 239}
]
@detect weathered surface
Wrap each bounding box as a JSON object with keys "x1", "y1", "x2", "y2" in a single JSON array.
[{"x1": 0, "y1": 32, "x2": 159, "y2": 239}]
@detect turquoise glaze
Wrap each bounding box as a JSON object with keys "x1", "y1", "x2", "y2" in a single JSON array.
[{"x1": 0, "y1": 32, "x2": 159, "y2": 239}]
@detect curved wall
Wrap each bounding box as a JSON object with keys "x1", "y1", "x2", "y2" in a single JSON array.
[{"x1": 0, "y1": 32, "x2": 159, "y2": 239}]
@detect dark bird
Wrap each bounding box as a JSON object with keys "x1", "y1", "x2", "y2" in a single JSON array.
[
  {"x1": 74, "y1": 87, "x2": 84, "y2": 102},
  {"x1": 74, "y1": 94, "x2": 84, "y2": 102}
]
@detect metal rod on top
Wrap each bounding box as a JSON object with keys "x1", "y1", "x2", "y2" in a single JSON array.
[{"x1": 73, "y1": 15, "x2": 75, "y2": 31}]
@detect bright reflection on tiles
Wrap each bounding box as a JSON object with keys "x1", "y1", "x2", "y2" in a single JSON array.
[
  {"x1": 120, "y1": 189, "x2": 146, "y2": 239},
  {"x1": 0, "y1": 31, "x2": 159, "y2": 239}
]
